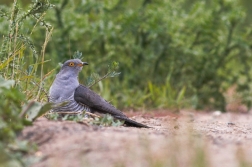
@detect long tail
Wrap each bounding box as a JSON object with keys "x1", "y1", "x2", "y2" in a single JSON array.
[{"x1": 114, "y1": 115, "x2": 150, "y2": 128}]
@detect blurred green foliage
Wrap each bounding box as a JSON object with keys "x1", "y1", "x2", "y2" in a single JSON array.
[
  {"x1": 44, "y1": 0, "x2": 252, "y2": 111},
  {"x1": 1, "y1": 0, "x2": 252, "y2": 112},
  {"x1": 0, "y1": 76, "x2": 47, "y2": 167},
  {"x1": 0, "y1": 76, "x2": 26, "y2": 143},
  {"x1": 0, "y1": 2, "x2": 54, "y2": 165}
]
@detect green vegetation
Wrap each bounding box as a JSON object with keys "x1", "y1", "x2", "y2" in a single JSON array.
[
  {"x1": 46, "y1": 111, "x2": 124, "y2": 127},
  {"x1": 1, "y1": 0, "x2": 252, "y2": 166},
  {"x1": 35, "y1": 0, "x2": 252, "y2": 112},
  {"x1": 1, "y1": 0, "x2": 252, "y2": 111},
  {"x1": 0, "y1": 1, "x2": 53, "y2": 166},
  {"x1": 0, "y1": 76, "x2": 49, "y2": 167}
]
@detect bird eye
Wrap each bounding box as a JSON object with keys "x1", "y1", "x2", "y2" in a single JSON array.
[{"x1": 69, "y1": 62, "x2": 75, "y2": 66}]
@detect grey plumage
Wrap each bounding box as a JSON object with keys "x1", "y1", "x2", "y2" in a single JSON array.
[
  {"x1": 49, "y1": 59, "x2": 90, "y2": 113},
  {"x1": 49, "y1": 59, "x2": 149, "y2": 128}
]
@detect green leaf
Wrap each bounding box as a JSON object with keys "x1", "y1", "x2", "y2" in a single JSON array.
[
  {"x1": 176, "y1": 86, "x2": 186, "y2": 103},
  {"x1": 0, "y1": 76, "x2": 15, "y2": 89},
  {"x1": 73, "y1": 50, "x2": 83, "y2": 59},
  {"x1": 24, "y1": 101, "x2": 52, "y2": 121},
  {"x1": 107, "y1": 71, "x2": 121, "y2": 77}
]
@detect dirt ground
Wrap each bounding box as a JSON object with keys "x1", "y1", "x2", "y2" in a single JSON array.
[{"x1": 20, "y1": 110, "x2": 252, "y2": 167}]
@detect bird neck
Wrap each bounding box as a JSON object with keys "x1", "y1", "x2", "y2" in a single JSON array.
[
  {"x1": 54, "y1": 68, "x2": 80, "y2": 90},
  {"x1": 57, "y1": 68, "x2": 79, "y2": 80},
  {"x1": 49, "y1": 69, "x2": 80, "y2": 102}
]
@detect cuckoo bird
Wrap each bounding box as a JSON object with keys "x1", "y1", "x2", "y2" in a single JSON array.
[{"x1": 49, "y1": 59, "x2": 149, "y2": 128}]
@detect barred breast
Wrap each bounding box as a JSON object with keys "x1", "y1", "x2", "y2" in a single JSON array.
[{"x1": 51, "y1": 99, "x2": 91, "y2": 113}]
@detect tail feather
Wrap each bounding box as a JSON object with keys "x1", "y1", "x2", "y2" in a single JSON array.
[{"x1": 114, "y1": 115, "x2": 150, "y2": 128}]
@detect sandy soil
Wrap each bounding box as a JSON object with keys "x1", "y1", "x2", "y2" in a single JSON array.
[{"x1": 20, "y1": 111, "x2": 252, "y2": 167}]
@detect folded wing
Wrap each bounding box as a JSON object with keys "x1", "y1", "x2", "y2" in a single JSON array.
[{"x1": 74, "y1": 85, "x2": 149, "y2": 128}]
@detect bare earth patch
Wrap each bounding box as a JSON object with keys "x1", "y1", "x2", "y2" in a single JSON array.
[{"x1": 20, "y1": 111, "x2": 252, "y2": 167}]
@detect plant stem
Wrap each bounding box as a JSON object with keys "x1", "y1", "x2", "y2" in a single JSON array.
[{"x1": 88, "y1": 72, "x2": 110, "y2": 88}]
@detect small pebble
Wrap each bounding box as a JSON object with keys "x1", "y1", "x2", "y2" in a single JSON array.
[
  {"x1": 227, "y1": 122, "x2": 235, "y2": 126},
  {"x1": 174, "y1": 125, "x2": 179, "y2": 129},
  {"x1": 212, "y1": 111, "x2": 222, "y2": 117}
]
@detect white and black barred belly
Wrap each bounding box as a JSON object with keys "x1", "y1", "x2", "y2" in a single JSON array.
[{"x1": 51, "y1": 100, "x2": 91, "y2": 113}]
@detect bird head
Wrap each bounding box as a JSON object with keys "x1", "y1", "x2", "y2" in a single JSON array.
[{"x1": 60, "y1": 59, "x2": 88, "y2": 74}]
